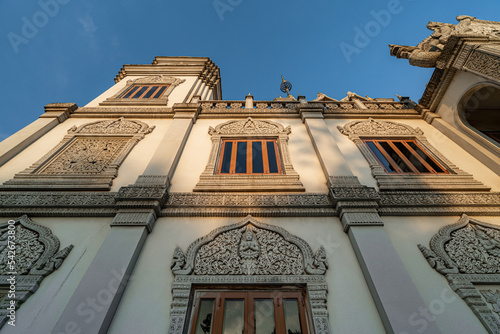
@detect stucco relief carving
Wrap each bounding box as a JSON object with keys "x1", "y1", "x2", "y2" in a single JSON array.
[
  {"x1": 337, "y1": 117, "x2": 422, "y2": 138},
  {"x1": 195, "y1": 117, "x2": 304, "y2": 192},
  {"x1": 481, "y1": 290, "x2": 500, "y2": 318},
  {"x1": 419, "y1": 215, "x2": 500, "y2": 275},
  {"x1": 2, "y1": 118, "x2": 154, "y2": 190},
  {"x1": 464, "y1": 50, "x2": 500, "y2": 82},
  {"x1": 128, "y1": 75, "x2": 185, "y2": 85},
  {"x1": 338, "y1": 118, "x2": 488, "y2": 191},
  {"x1": 0, "y1": 216, "x2": 73, "y2": 328},
  {"x1": 167, "y1": 216, "x2": 331, "y2": 334},
  {"x1": 171, "y1": 216, "x2": 327, "y2": 276},
  {"x1": 419, "y1": 215, "x2": 500, "y2": 333}
]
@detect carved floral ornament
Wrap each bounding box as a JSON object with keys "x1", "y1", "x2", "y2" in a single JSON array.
[
  {"x1": 0, "y1": 215, "x2": 72, "y2": 328},
  {"x1": 127, "y1": 75, "x2": 185, "y2": 86},
  {"x1": 419, "y1": 215, "x2": 500, "y2": 333},
  {"x1": 337, "y1": 118, "x2": 423, "y2": 139},
  {"x1": 167, "y1": 216, "x2": 331, "y2": 334}
]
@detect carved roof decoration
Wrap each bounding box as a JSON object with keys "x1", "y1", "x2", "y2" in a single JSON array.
[
  {"x1": 312, "y1": 92, "x2": 339, "y2": 102},
  {"x1": 68, "y1": 117, "x2": 155, "y2": 135},
  {"x1": 390, "y1": 15, "x2": 500, "y2": 68},
  {"x1": 338, "y1": 118, "x2": 423, "y2": 138},
  {"x1": 419, "y1": 214, "x2": 500, "y2": 275},
  {"x1": 208, "y1": 117, "x2": 291, "y2": 136},
  {"x1": 127, "y1": 75, "x2": 186, "y2": 86},
  {"x1": 0, "y1": 215, "x2": 73, "y2": 277},
  {"x1": 170, "y1": 215, "x2": 327, "y2": 276}
]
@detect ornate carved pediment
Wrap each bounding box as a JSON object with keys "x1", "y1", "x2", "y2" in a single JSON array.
[
  {"x1": 171, "y1": 215, "x2": 327, "y2": 276},
  {"x1": 208, "y1": 117, "x2": 291, "y2": 136},
  {"x1": 127, "y1": 75, "x2": 185, "y2": 86},
  {"x1": 68, "y1": 117, "x2": 155, "y2": 135},
  {"x1": 338, "y1": 118, "x2": 423, "y2": 138},
  {"x1": 419, "y1": 215, "x2": 500, "y2": 333},
  {"x1": 419, "y1": 214, "x2": 500, "y2": 275},
  {"x1": 0, "y1": 216, "x2": 73, "y2": 328},
  {"x1": 0, "y1": 215, "x2": 73, "y2": 277}
]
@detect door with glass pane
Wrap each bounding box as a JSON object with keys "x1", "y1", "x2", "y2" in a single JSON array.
[{"x1": 190, "y1": 291, "x2": 309, "y2": 334}]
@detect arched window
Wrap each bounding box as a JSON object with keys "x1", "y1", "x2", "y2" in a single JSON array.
[{"x1": 460, "y1": 85, "x2": 500, "y2": 145}]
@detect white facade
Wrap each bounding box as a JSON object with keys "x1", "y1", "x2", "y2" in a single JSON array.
[{"x1": 0, "y1": 18, "x2": 499, "y2": 334}]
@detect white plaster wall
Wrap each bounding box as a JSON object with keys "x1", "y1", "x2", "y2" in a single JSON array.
[
  {"x1": 110, "y1": 119, "x2": 172, "y2": 191},
  {"x1": 436, "y1": 71, "x2": 491, "y2": 127},
  {"x1": 325, "y1": 118, "x2": 500, "y2": 191},
  {"x1": 384, "y1": 216, "x2": 500, "y2": 334},
  {"x1": 0, "y1": 217, "x2": 110, "y2": 334},
  {"x1": 169, "y1": 118, "x2": 328, "y2": 193},
  {"x1": 107, "y1": 217, "x2": 385, "y2": 334},
  {"x1": 84, "y1": 76, "x2": 197, "y2": 107},
  {"x1": 0, "y1": 117, "x2": 171, "y2": 191}
]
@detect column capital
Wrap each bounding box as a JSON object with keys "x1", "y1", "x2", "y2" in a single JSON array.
[
  {"x1": 39, "y1": 103, "x2": 77, "y2": 122},
  {"x1": 297, "y1": 103, "x2": 325, "y2": 122},
  {"x1": 172, "y1": 103, "x2": 201, "y2": 122}
]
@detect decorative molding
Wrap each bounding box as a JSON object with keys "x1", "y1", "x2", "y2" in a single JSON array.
[
  {"x1": 162, "y1": 207, "x2": 336, "y2": 217},
  {"x1": 2, "y1": 118, "x2": 154, "y2": 191},
  {"x1": 419, "y1": 215, "x2": 500, "y2": 333},
  {"x1": 0, "y1": 216, "x2": 72, "y2": 328},
  {"x1": 379, "y1": 192, "x2": 500, "y2": 216},
  {"x1": 338, "y1": 118, "x2": 490, "y2": 191},
  {"x1": 71, "y1": 107, "x2": 174, "y2": 119},
  {"x1": 194, "y1": 118, "x2": 304, "y2": 192},
  {"x1": 167, "y1": 216, "x2": 331, "y2": 334},
  {"x1": 101, "y1": 76, "x2": 185, "y2": 106}
]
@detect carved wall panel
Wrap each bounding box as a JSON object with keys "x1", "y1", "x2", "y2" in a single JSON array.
[
  {"x1": 3, "y1": 118, "x2": 154, "y2": 190},
  {"x1": 194, "y1": 117, "x2": 304, "y2": 192},
  {"x1": 338, "y1": 118, "x2": 489, "y2": 191},
  {"x1": 101, "y1": 75, "x2": 185, "y2": 106},
  {"x1": 168, "y1": 215, "x2": 331, "y2": 334},
  {"x1": 0, "y1": 215, "x2": 73, "y2": 328},
  {"x1": 419, "y1": 215, "x2": 500, "y2": 333}
]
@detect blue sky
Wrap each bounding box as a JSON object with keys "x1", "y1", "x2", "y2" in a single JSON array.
[{"x1": 1, "y1": 0, "x2": 499, "y2": 140}]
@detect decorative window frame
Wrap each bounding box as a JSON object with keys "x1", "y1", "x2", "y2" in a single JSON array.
[
  {"x1": 100, "y1": 75, "x2": 185, "y2": 106},
  {"x1": 419, "y1": 215, "x2": 500, "y2": 334},
  {"x1": 0, "y1": 215, "x2": 73, "y2": 328},
  {"x1": 168, "y1": 215, "x2": 330, "y2": 334},
  {"x1": 2, "y1": 118, "x2": 154, "y2": 190},
  {"x1": 194, "y1": 117, "x2": 304, "y2": 192},
  {"x1": 338, "y1": 118, "x2": 489, "y2": 191}
]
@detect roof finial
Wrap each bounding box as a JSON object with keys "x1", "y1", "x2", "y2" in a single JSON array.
[{"x1": 280, "y1": 75, "x2": 293, "y2": 98}]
